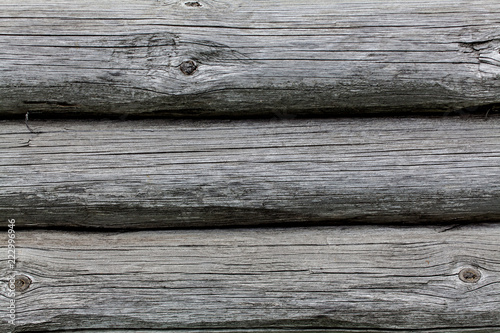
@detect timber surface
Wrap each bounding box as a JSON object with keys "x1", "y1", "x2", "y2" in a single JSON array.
[
  {"x1": 0, "y1": 225, "x2": 499, "y2": 331},
  {"x1": 1, "y1": 116, "x2": 500, "y2": 229},
  {"x1": 1, "y1": 0, "x2": 500, "y2": 117}
]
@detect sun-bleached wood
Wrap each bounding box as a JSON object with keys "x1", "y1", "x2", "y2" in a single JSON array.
[
  {"x1": 0, "y1": 0, "x2": 500, "y2": 117},
  {"x1": 0, "y1": 225, "x2": 499, "y2": 331},
  {"x1": 1, "y1": 116, "x2": 500, "y2": 229}
]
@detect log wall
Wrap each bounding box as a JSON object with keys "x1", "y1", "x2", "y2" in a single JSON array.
[{"x1": 1, "y1": 1, "x2": 500, "y2": 331}]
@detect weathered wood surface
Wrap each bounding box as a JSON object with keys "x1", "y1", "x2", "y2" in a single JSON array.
[
  {"x1": 1, "y1": 225, "x2": 499, "y2": 331},
  {"x1": 1, "y1": 116, "x2": 500, "y2": 229},
  {"x1": 1, "y1": 0, "x2": 500, "y2": 117}
]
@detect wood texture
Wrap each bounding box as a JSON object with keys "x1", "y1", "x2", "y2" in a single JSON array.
[
  {"x1": 1, "y1": 225, "x2": 499, "y2": 331},
  {"x1": 1, "y1": 116, "x2": 500, "y2": 229},
  {"x1": 1, "y1": 0, "x2": 500, "y2": 117}
]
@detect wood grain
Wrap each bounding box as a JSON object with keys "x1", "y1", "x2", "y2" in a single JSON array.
[
  {"x1": 0, "y1": 225, "x2": 499, "y2": 331},
  {"x1": 1, "y1": 116, "x2": 500, "y2": 229},
  {"x1": 1, "y1": 0, "x2": 500, "y2": 117}
]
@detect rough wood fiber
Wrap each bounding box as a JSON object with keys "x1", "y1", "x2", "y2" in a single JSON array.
[
  {"x1": 1, "y1": 0, "x2": 500, "y2": 117},
  {"x1": 1, "y1": 116, "x2": 500, "y2": 229},
  {"x1": 0, "y1": 225, "x2": 499, "y2": 331}
]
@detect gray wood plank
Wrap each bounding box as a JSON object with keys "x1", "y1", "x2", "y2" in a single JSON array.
[
  {"x1": 0, "y1": 225, "x2": 499, "y2": 331},
  {"x1": 2, "y1": 116, "x2": 500, "y2": 228},
  {"x1": 0, "y1": 0, "x2": 500, "y2": 117}
]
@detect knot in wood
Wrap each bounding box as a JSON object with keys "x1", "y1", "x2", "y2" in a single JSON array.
[
  {"x1": 459, "y1": 267, "x2": 481, "y2": 283},
  {"x1": 180, "y1": 60, "x2": 198, "y2": 75},
  {"x1": 14, "y1": 275, "x2": 32, "y2": 292},
  {"x1": 185, "y1": 1, "x2": 202, "y2": 7}
]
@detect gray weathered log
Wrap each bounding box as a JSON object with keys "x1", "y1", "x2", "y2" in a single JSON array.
[
  {"x1": 1, "y1": 0, "x2": 500, "y2": 117},
  {"x1": 1, "y1": 116, "x2": 500, "y2": 229},
  {"x1": 1, "y1": 225, "x2": 499, "y2": 331}
]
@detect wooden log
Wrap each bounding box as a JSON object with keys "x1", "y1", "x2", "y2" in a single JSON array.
[
  {"x1": 2, "y1": 116, "x2": 500, "y2": 229},
  {"x1": 1, "y1": 225, "x2": 499, "y2": 331},
  {"x1": 1, "y1": 0, "x2": 500, "y2": 117}
]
